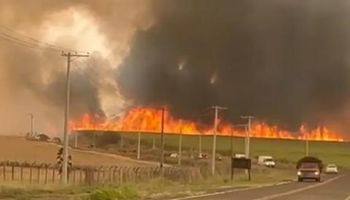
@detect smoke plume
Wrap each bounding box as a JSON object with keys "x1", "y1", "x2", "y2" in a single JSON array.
[
  {"x1": 118, "y1": 0, "x2": 350, "y2": 131},
  {"x1": 0, "y1": 0, "x2": 152, "y2": 134}
]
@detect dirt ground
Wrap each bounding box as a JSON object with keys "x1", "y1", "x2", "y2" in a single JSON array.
[{"x1": 0, "y1": 136, "x2": 157, "y2": 167}]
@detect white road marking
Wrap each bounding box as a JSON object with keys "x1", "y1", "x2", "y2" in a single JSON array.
[
  {"x1": 170, "y1": 181, "x2": 293, "y2": 200},
  {"x1": 253, "y1": 175, "x2": 344, "y2": 200},
  {"x1": 169, "y1": 187, "x2": 254, "y2": 200}
]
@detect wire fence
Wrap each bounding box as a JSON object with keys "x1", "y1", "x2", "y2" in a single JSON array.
[{"x1": 0, "y1": 161, "x2": 203, "y2": 185}]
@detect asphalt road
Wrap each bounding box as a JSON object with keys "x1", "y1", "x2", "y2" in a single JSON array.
[{"x1": 172, "y1": 173, "x2": 350, "y2": 200}]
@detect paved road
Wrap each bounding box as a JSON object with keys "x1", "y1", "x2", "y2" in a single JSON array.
[{"x1": 172, "y1": 173, "x2": 350, "y2": 200}]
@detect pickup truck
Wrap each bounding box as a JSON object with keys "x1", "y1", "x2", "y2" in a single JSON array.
[{"x1": 296, "y1": 156, "x2": 323, "y2": 182}]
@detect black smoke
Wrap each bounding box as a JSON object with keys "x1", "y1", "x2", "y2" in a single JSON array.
[{"x1": 118, "y1": 0, "x2": 350, "y2": 130}]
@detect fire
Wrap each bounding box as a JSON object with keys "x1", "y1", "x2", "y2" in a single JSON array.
[{"x1": 71, "y1": 107, "x2": 345, "y2": 142}]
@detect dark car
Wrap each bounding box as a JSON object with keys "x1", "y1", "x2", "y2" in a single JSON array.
[{"x1": 297, "y1": 162, "x2": 321, "y2": 182}]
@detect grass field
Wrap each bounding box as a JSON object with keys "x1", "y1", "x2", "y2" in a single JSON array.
[
  {"x1": 121, "y1": 132, "x2": 350, "y2": 169},
  {"x1": 0, "y1": 136, "x2": 157, "y2": 167}
]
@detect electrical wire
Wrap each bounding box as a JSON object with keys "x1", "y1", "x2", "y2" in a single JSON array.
[{"x1": 0, "y1": 25, "x2": 80, "y2": 52}]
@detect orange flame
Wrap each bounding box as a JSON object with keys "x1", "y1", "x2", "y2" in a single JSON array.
[{"x1": 71, "y1": 107, "x2": 345, "y2": 142}]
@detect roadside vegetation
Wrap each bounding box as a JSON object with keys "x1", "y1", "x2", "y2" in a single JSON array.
[
  {"x1": 116, "y1": 132, "x2": 350, "y2": 169},
  {"x1": 0, "y1": 133, "x2": 346, "y2": 199},
  {"x1": 0, "y1": 165, "x2": 294, "y2": 200}
]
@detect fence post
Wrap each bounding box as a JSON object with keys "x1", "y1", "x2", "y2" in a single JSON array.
[
  {"x1": 119, "y1": 167, "x2": 123, "y2": 184},
  {"x1": 96, "y1": 167, "x2": 100, "y2": 184},
  {"x1": 79, "y1": 169, "x2": 83, "y2": 184},
  {"x1": 72, "y1": 169, "x2": 76, "y2": 185},
  {"x1": 11, "y1": 164, "x2": 15, "y2": 181},
  {"x1": 112, "y1": 167, "x2": 117, "y2": 183},
  {"x1": 3, "y1": 164, "x2": 6, "y2": 181},
  {"x1": 29, "y1": 166, "x2": 32, "y2": 183},
  {"x1": 102, "y1": 167, "x2": 106, "y2": 185},
  {"x1": 44, "y1": 165, "x2": 48, "y2": 184},
  {"x1": 20, "y1": 165, "x2": 23, "y2": 181},
  {"x1": 37, "y1": 166, "x2": 40, "y2": 184},
  {"x1": 52, "y1": 168, "x2": 56, "y2": 183}
]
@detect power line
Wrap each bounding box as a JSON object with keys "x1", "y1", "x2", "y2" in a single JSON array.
[
  {"x1": 0, "y1": 25, "x2": 84, "y2": 53},
  {"x1": 0, "y1": 25, "x2": 75, "y2": 52},
  {"x1": 0, "y1": 31, "x2": 60, "y2": 51}
]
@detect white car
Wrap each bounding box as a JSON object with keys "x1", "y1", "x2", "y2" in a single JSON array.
[
  {"x1": 263, "y1": 158, "x2": 276, "y2": 168},
  {"x1": 325, "y1": 164, "x2": 338, "y2": 174}
]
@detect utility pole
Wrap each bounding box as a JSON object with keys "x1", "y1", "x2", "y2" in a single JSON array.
[
  {"x1": 160, "y1": 107, "x2": 165, "y2": 168},
  {"x1": 61, "y1": 51, "x2": 89, "y2": 184},
  {"x1": 152, "y1": 135, "x2": 156, "y2": 149},
  {"x1": 178, "y1": 120, "x2": 183, "y2": 166},
  {"x1": 230, "y1": 129, "x2": 234, "y2": 153},
  {"x1": 211, "y1": 106, "x2": 227, "y2": 176},
  {"x1": 74, "y1": 133, "x2": 78, "y2": 148},
  {"x1": 199, "y1": 133, "x2": 202, "y2": 157},
  {"x1": 241, "y1": 116, "x2": 254, "y2": 158},
  {"x1": 305, "y1": 133, "x2": 309, "y2": 156},
  {"x1": 137, "y1": 132, "x2": 141, "y2": 160},
  {"x1": 27, "y1": 113, "x2": 34, "y2": 137}
]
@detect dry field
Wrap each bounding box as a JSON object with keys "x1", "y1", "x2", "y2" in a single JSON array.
[{"x1": 0, "y1": 136, "x2": 156, "y2": 167}]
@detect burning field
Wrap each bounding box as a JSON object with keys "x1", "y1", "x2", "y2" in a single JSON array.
[
  {"x1": 2, "y1": 0, "x2": 350, "y2": 143},
  {"x1": 71, "y1": 107, "x2": 345, "y2": 142}
]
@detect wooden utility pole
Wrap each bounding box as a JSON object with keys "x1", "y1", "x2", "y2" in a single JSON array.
[{"x1": 61, "y1": 51, "x2": 89, "y2": 184}]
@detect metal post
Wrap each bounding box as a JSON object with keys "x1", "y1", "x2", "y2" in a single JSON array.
[
  {"x1": 152, "y1": 135, "x2": 156, "y2": 149},
  {"x1": 230, "y1": 128, "x2": 234, "y2": 181},
  {"x1": 199, "y1": 133, "x2": 202, "y2": 157},
  {"x1": 27, "y1": 113, "x2": 34, "y2": 137},
  {"x1": 137, "y1": 132, "x2": 141, "y2": 160},
  {"x1": 74, "y1": 132, "x2": 78, "y2": 148},
  {"x1": 245, "y1": 126, "x2": 250, "y2": 158},
  {"x1": 230, "y1": 129, "x2": 234, "y2": 157},
  {"x1": 241, "y1": 116, "x2": 254, "y2": 158},
  {"x1": 305, "y1": 133, "x2": 309, "y2": 156},
  {"x1": 211, "y1": 108, "x2": 218, "y2": 175},
  {"x1": 30, "y1": 114, "x2": 34, "y2": 136},
  {"x1": 178, "y1": 121, "x2": 183, "y2": 166},
  {"x1": 160, "y1": 108, "x2": 165, "y2": 168},
  {"x1": 211, "y1": 106, "x2": 227, "y2": 176}
]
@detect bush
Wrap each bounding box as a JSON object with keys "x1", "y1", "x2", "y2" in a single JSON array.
[{"x1": 90, "y1": 187, "x2": 139, "y2": 200}]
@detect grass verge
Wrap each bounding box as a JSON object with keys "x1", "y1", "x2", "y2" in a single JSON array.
[{"x1": 0, "y1": 165, "x2": 294, "y2": 200}]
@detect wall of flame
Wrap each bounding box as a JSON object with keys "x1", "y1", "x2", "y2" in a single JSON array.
[{"x1": 71, "y1": 107, "x2": 344, "y2": 142}]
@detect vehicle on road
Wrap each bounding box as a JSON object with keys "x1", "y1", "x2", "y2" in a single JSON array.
[
  {"x1": 258, "y1": 156, "x2": 276, "y2": 168},
  {"x1": 296, "y1": 156, "x2": 323, "y2": 182},
  {"x1": 325, "y1": 164, "x2": 338, "y2": 174}
]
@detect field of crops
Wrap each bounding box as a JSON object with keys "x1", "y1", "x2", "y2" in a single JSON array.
[
  {"x1": 122, "y1": 132, "x2": 350, "y2": 169},
  {"x1": 0, "y1": 136, "x2": 157, "y2": 167}
]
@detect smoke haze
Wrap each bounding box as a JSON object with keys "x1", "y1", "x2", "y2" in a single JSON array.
[
  {"x1": 0, "y1": 0, "x2": 152, "y2": 135},
  {"x1": 118, "y1": 0, "x2": 350, "y2": 131},
  {"x1": 2, "y1": 0, "x2": 350, "y2": 135}
]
